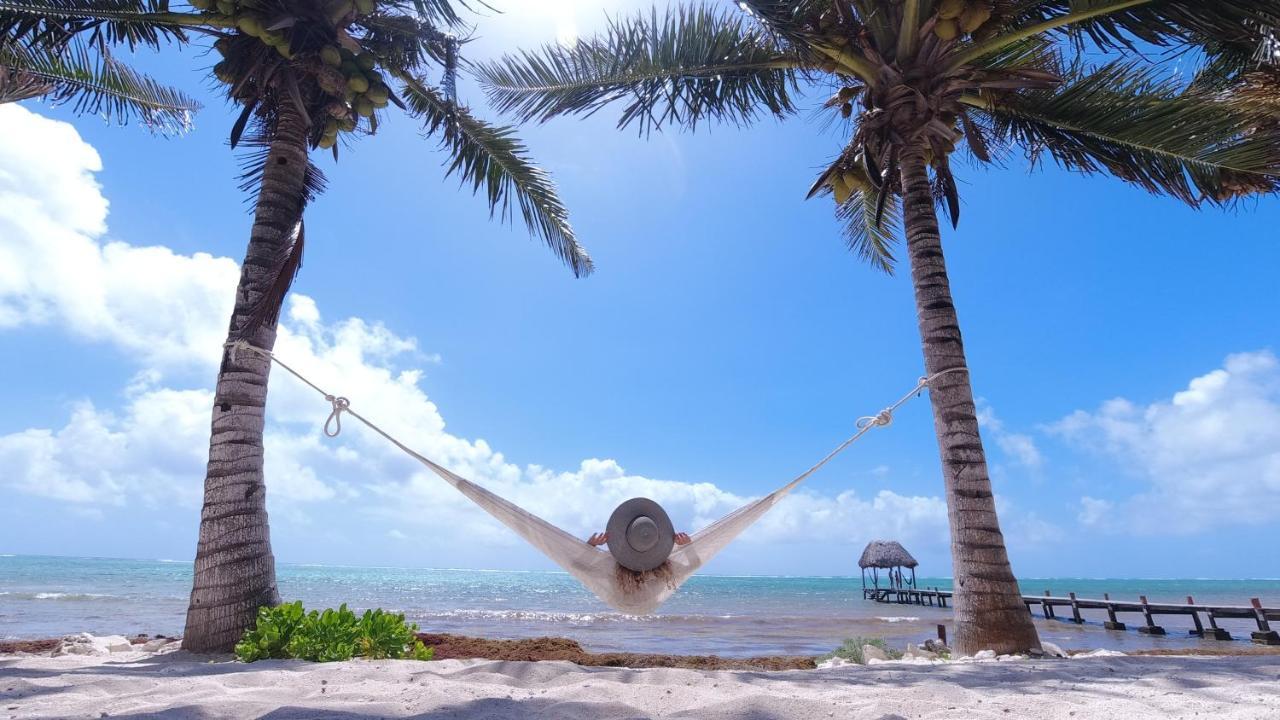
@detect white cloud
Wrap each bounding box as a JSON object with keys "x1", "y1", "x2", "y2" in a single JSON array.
[
  {"x1": 976, "y1": 401, "x2": 1043, "y2": 470},
  {"x1": 0, "y1": 386, "x2": 208, "y2": 507},
  {"x1": 0, "y1": 105, "x2": 950, "y2": 562},
  {"x1": 0, "y1": 107, "x2": 238, "y2": 370},
  {"x1": 1077, "y1": 496, "x2": 1114, "y2": 527},
  {"x1": 1051, "y1": 351, "x2": 1280, "y2": 533}
]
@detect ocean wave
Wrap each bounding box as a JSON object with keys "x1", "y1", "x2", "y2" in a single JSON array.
[
  {"x1": 0, "y1": 554, "x2": 15, "y2": 557},
  {"x1": 415, "y1": 608, "x2": 755, "y2": 625},
  {"x1": 417, "y1": 609, "x2": 658, "y2": 625},
  {"x1": 875, "y1": 616, "x2": 920, "y2": 623},
  {"x1": 0, "y1": 592, "x2": 116, "y2": 601}
]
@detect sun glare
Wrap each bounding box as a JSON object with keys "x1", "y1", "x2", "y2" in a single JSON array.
[{"x1": 500, "y1": 0, "x2": 621, "y2": 46}]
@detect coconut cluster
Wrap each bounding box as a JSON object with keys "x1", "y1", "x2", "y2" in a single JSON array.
[
  {"x1": 196, "y1": 0, "x2": 386, "y2": 148},
  {"x1": 933, "y1": 0, "x2": 995, "y2": 41},
  {"x1": 315, "y1": 46, "x2": 390, "y2": 148}
]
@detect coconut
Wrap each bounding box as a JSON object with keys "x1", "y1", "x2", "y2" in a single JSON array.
[
  {"x1": 237, "y1": 15, "x2": 264, "y2": 37},
  {"x1": 355, "y1": 99, "x2": 374, "y2": 117},
  {"x1": 347, "y1": 74, "x2": 370, "y2": 93},
  {"x1": 355, "y1": 53, "x2": 376, "y2": 72},
  {"x1": 216, "y1": 0, "x2": 235, "y2": 16},
  {"x1": 959, "y1": 4, "x2": 992, "y2": 34},
  {"x1": 213, "y1": 61, "x2": 235, "y2": 84},
  {"x1": 355, "y1": 0, "x2": 375, "y2": 14},
  {"x1": 934, "y1": 18, "x2": 959, "y2": 41},
  {"x1": 320, "y1": 46, "x2": 342, "y2": 67},
  {"x1": 339, "y1": 117, "x2": 357, "y2": 132},
  {"x1": 340, "y1": 59, "x2": 359, "y2": 75},
  {"x1": 318, "y1": 135, "x2": 336, "y2": 149},
  {"x1": 317, "y1": 68, "x2": 345, "y2": 96},
  {"x1": 938, "y1": 0, "x2": 965, "y2": 20},
  {"x1": 832, "y1": 174, "x2": 853, "y2": 205},
  {"x1": 843, "y1": 171, "x2": 870, "y2": 194},
  {"x1": 367, "y1": 86, "x2": 389, "y2": 104}
]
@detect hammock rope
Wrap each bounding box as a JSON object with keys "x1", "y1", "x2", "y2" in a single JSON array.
[{"x1": 223, "y1": 339, "x2": 963, "y2": 614}]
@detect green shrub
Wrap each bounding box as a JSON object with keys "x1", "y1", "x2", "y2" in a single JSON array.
[
  {"x1": 819, "y1": 637, "x2": 903, "y2": 665},
  {"x1": 234, "y1": 601, "x2": 307, "y2": 662},
  {"x1": 234, "y1": 601, "x2": 434, "y2": 663}
]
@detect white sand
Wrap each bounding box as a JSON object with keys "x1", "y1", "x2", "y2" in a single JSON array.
[{"x1": 3, "y1": 649, "x2": 1278, "y2": 719}]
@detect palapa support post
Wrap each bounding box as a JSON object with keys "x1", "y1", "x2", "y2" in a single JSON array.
[
  {"x1": 1136, "y1": 595, "x2": 1166, "y2": 636},
  {"x1": 1250, "y1": 598, "x2": 1280, "y2": 645},
  {"x1": 1068, "y1": 592, "x2": 1084, "y2": 624},
  {"x1": 1102, "y1": 592, "x2": 1126, "y2": 631}
]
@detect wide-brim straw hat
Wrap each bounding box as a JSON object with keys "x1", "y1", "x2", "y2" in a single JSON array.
[{"x1": 606, "y1": 497, "x2": 675, "y2": 572}]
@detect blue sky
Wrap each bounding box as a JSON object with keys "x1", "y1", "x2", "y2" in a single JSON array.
[{"x1": 0, "y1": 1, "x2": 1277, "y2": 580}]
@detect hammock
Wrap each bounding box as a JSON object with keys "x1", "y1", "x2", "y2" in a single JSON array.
[{"x1": 227, "y1": 340, "x2": 958, "y2": 614}]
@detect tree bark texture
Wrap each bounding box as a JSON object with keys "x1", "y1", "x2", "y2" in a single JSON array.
[
  {"x1": 182, "y1": 102, "x2": 311, "y2": 653},
  {"x1": 898, "y1": 143, "x2": 1041, "y2": 656}
]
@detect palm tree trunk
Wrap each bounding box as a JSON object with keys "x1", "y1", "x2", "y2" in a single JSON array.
[
  {"x1": 182, "y1": 103, "x2": 311, "y2": 653},
  {"x1": 897, "y1": 144, "x2": 1041, "y2": 656}
]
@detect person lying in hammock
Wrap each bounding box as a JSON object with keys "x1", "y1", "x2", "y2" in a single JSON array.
[{"x1": 587, "y1": 531, "x2": 691, "y2": 547}]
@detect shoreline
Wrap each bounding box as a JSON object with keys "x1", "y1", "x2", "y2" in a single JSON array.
[
  {"x1": 1, "y1": 643, "x2": 1277, "y2": 719},
  {"x1": 4, "y1": 631, "x2": 1278, "y2": 666}
]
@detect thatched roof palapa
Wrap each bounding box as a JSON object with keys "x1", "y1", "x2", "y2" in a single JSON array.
[{"x1": 857, "y1": 540, "x2": 918, "y2": 569}]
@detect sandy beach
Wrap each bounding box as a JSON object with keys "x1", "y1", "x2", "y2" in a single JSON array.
[{"x1": 2, "y1": 643, "x2": 1278, "y2": 719}]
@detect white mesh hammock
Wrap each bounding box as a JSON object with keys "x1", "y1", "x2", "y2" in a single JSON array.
[{"x1": 229, "y1": 341, "x2": 956, "y2": 614}]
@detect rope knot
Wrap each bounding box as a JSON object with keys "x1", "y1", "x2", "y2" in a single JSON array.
[
  {"x1": 857, "y1": 409, "x2": 894, "y2": 429},
  {"x1": 225, "y1": 339, "x2": 255, "y2": 364},
  {"x1": 324, "y1": 395, "x2": 350, "y2": 437}
]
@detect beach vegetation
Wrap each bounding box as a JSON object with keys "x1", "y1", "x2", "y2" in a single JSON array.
[
  {"x1": 234, "y1": 601, "x2": 433, "y2": 663},
  {"x1": 476, "y1": 0, "x2": 1280, "y2": 656},
  {"x1": 820, "y1": 637, "x2": 902, "y2": 664}
]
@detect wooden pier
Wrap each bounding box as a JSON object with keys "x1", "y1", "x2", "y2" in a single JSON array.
[{"x1": 863, "y1": 587, "x2": 1280, "y2": 645}]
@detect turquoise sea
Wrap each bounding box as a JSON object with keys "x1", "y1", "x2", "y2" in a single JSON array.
[{"x1": 2, "y1": 555, "x2": 1277, "y2": 656}]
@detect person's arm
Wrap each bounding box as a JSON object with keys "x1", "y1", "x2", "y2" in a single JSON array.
[
  {"x1": 674, "y1": 532, "x2": 691, "y2": 546},
  {"x1": 587, "y1": 532, "x2": 608, "y2": 547}
]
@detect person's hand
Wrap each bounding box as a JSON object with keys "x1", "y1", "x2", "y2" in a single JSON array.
[
  {"x1": 587, "y1": 532, "x2": 608, "y2": 547},
  {"x1": 674, "y1": 532, "x2": 691, "y2": 546}
]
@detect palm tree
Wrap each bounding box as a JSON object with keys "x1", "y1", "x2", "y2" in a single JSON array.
[
  {"x1": 24, "y1": 0, "x2": 594, "y2": 653},
  {"x1": 476, "y1": 0, "x2": 1280, "y2": 655},
  {"x1": 1, "y1": 1, "x2": 198, "y2": 131}
]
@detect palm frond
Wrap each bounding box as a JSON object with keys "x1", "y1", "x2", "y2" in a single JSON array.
[
  {"x1": 975, "y1": 60, "x2": 1280, "y2": 205},
  {"x1": 0, "y1": 41, "x2": 197, "y2": 131},
  {"x1": 400, "y1": 76, "x2": 593, "y2": 277},
  {"x1": 838, "y1": 188, "x2": 900, "y2": 273},
  {"x1": 357, "y1": 11, "x2": 457, "y2": 72},
  {"x1": 474, "y1": 4, "x2": 801, "y2": 134},
  {"x1": 0, "y1": 0, "x2": 190, "y2": 51},
  {"x1": 966, "y1": 0, "x2": 1280, "y2": 65},
  {"x1": 391, "y1": 0, "x2": 476, "y2": 31}
]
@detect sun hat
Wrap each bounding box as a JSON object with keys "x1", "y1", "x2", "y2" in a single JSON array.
[{"x1": 605, "y1": 497, "x2": 675, "y2": 572}]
